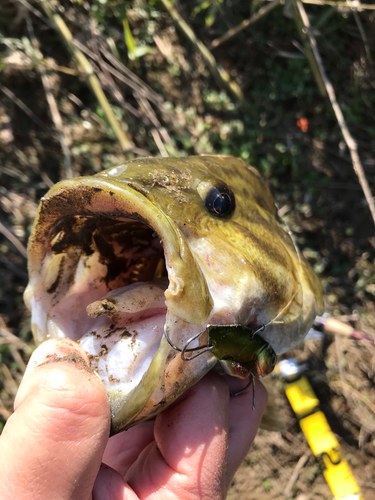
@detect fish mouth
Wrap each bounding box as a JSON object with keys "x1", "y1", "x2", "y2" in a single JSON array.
[{"x1": 25, "y1": 177, "x2": 214, "y2": 433}]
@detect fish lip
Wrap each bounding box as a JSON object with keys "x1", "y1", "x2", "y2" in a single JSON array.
[
  {"x1": 25, "y1": 176, "x2": 214, "y2": 432},
  {"x1": 27, "y1": 176, "x2": 213, "y2": 329}
]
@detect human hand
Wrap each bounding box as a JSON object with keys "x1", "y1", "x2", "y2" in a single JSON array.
[{"x1": 0, "y1": 338, "x2": 267, "y2": 500}]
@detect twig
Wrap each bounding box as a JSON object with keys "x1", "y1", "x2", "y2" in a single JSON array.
[
  {"x1": 78, "y1": 39, "x2": 191, "y2": 146},
  {"x1": 211, "y1": 0, "x2": 282, "y2": 49},
  {"x1": 15, "y1": 0, "x2": 54, "y2": 28},
  {"x1": 9, "y1": 346, "x2": 27, "y2": 373},
  {"x1": 331, "y1": 380, "x2": 375, "y2": 415},
  {"x1": 160, "y1": 0, "x2": 244, "y2": 102},
  {"x1": 0, "y1": 220, "x2": 27, "y2": 258},
  {"x1": 284, "y1": 451, "x2": 311, "y2": 497},
  {"x1": 14, "y1": 147, "x2": 54, "y2": 188},
  {"x1": 87, "y1": 49, "x2": 167, "y2": 156},
  {"x1": 74, "y1": 39, "x2": 167, "y2": 120},
  {"x1": 88, "y1": 35, "x2": 169, "y2": 156},
  {"x1": 0, "y1": 255, "x2": 28, "y2": 280},
  {"x1": 264, "y1": 0, "x2": 375, "y2": 9},
  {"x1": 91, "y1": 29, "x2": 170, "y2": 157},
  {"x1": 353, "y1": 10, "x2": 373, "y2": 65},
  {"x1": 27, "y1": 18, "x2": 73, "y2": 179},
  {"x1": 0, "y1": 400, "x2": 12, "y2": 421},
  {"x1": 17, "y1": 0, "x2": 179, "y2": 127},
  {"x1": 38, "y1": 0, "x2": 133, "y2": 153},
  {"x1": 0, "y1": 317, "x2": 33, "y2": 354},
  {"x1": 1, "y1": 364, "x2": 19, "y2": 398},
  {"x1": 76, "y1": 40, "x2": 192, "y2": 143},
  {"x1": 292, "y1": 0, "x2": 375, "y2": 226},
  {"x1": 150, "y1": 128, "x2": 169, "y2": 157},
  {"x1": 99, "y1": 43, "x2": 188, "y2": 135},
  {"x1": 64, "y1": 90, "x2": 150, "y2": 156},
  {"x1": 0, "y1": 83, "x2": 46, "y2": 128},
  {"x1": 98, "y1": 44, "x2": 166, "y2": 108},
  {"x1": 136, "y1": 95, "x2": 172, "y2": 145}
]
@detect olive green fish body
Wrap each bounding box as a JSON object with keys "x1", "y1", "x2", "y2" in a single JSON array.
[{"x1": 25, "y1": 156, "x2": 323, "y2": 433}]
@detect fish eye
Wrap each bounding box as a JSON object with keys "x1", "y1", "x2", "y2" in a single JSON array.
[
  {"x1": 205, "y1": 185, "x2": 235, "y2": 216},
  {"x1": 197, "y1": 182, "x2": 235, "y2": 217}
]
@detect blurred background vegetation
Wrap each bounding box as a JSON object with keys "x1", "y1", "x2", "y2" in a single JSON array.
[{"x1": 0, "y1": 0, "x2": 375, "y2": 498}]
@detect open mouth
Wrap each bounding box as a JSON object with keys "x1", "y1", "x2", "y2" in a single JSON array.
[
  {"x1": 48, "y1": 215, "x2": 169, "y2": 400},
  {"x1": 25, "y1": 178, "x2": 215, "y2": 432}
]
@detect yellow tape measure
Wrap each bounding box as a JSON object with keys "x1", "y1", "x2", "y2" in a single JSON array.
[{"x1": 279, "y1": 362, "x2": 363, "y2": 500}]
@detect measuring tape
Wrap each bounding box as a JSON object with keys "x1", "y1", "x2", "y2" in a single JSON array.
[{"x1": 278, "y1": 360, "x2": 364, "y2": 500}]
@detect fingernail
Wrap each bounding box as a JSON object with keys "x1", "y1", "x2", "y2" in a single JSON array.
[
  {"x1": 15, "y1": 338, "x2": 93, "y2": 411},
  {"x1": 24, "y1": 338, "x2": 91, "y2": 378}
]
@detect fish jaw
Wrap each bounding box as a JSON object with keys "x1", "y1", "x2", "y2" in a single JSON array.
[{"x1": 24, "y1": 177, "x2": 215, "y2": 434}]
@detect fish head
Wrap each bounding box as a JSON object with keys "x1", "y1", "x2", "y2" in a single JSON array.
[{"x1": 24, "y1": 155, "x2": 323, "y2": 434}]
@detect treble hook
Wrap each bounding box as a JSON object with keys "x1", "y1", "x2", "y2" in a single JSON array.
[
  {"x1": 163, "y1": 319, "x2": 276, "y2": 363},
  {"x1": 181, "y1": 331, "x2": 215, "y2": 360},
  {"x1": 163, "y1": 326, "x2": 214, "y2": 360},
  {"x1": 231, "y1": 375, "x2": 256, "y2": 409}
]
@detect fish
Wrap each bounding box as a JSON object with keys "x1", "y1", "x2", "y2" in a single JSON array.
[{"x1": 24, "y1": 155, "x2": 324, "y2": 434}]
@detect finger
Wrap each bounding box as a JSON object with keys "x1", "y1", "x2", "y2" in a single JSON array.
[
  {"x1": 0, "y1": 338, "x2": 110, "y2": 500},
  {"x1": 103, "y1": 420, "x2": 155, "y2": 476},
  {"x1": 93, "y1": 464, "x2": 138, "y2": 500},
  {"x1": 226, "y1": 377, "x2": 268, "y2": 485},
  {"x1": 125, "y1": 372, "x2": 230, "y2": 500}
]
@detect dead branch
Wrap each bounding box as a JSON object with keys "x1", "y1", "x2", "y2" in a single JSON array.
[
  {"x1": 0, "y1": 220, "x2": 27, "y2": 258},
  {"x1": 9, "y1": 346, "x2": 27, "y2": 373},
  {"x1": 353, "y1": 10, "x2": 373, "y2": 65},
  {"x1": 0, "y1": 83, "x2": 46, "y2": 128},
  {"x1": 210, "y1": 0, "x2": 282, "y2": 49},
  {"x1": 137, "y1": 96, "x2": 172, "y2": 145},
  {"x1": 264, "y1": 0, "x2": 375, "y2": 9},
  {"x1": 14, "y1": 147, "x2": 54, "y2": 188},
  {"x1": 292, "y1": 0, "x2": 375, "y2": 226},
  {"x1": 0, "y1": 400, "x2": 12, "y2": 421},
  {"x1": 150, "y1": 128, "x2": 169, "y2": 157},
  {"x1": 0, "y1": 317, "x2": 33, "y2": 355},
  {"x1": 1, "y1": 364, "x2": 19, "y2": 398},
  {"x1": 283, "y1": 451, "x2": 311, "y2": 497},
  {"x1": 15, "y1": 0, "x2": 53, "y2": 27}
]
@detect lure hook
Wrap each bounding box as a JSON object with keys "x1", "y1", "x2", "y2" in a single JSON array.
[
  {"x1": 181, "y1": 331, "x2": 215, "y2": 361},
  {"x1": 163, "y1": 326, "x2": 214, "y2": 360},
  {"x1": 164, "y1": 320, "x2": 275, "y2": 363},
  {"x1": 231, "y1": 376, "x2": 256, "y2": 409}
]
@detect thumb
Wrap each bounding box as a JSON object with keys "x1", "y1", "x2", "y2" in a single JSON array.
[{"x1": 0, "y1": 338, "x2": 110, "y2": 500}]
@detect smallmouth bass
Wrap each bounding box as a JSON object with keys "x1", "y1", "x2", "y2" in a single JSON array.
[{"x1": 24, "y1": 155, "x2": 323, "y2": 434}]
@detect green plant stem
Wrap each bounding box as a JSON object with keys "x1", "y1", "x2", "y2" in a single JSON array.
[{"x1": 38, "y1": 0, "x2": 133, "y2": 152}]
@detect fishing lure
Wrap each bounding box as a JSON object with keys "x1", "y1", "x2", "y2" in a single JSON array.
[{"x1": 163, "y1": 322, "x2": 277, "y2": 407}]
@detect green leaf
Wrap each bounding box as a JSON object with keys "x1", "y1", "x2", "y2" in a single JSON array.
[
  {"x1": 205, "y1": 4, "x2": 217, "y2": 27},
  {"x1": 134, "y1": 45, "x2": 156, "y2": 58},
  {"x1": 123, "y1": 18, "x2": 137, "y2": 60}
]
